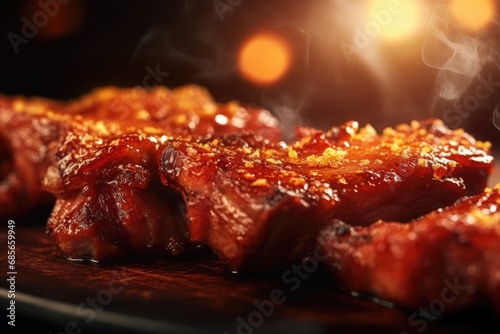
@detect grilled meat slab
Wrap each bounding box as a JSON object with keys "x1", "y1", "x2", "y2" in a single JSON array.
[
  {"x1": 320, "y1": 184, "x2": 500, "y2": 314},
  {"x1": 42, "y1": 86, "x2": 280, "y2": 260},
  {"x1": 0, "y1": 85, "x2": 280, "y2": 217},
  {"x1": 159, "y1": 119, "x2": 493, "y2": 271}
]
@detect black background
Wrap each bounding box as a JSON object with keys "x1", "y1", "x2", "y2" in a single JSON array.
[{"x1": 1, "y1": 0, "x2": 499, "y2": 144}]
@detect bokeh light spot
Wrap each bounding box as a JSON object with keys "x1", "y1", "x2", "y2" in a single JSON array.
[{"x1": 238, "y1": 33, "x2": 291, "y2": 85}]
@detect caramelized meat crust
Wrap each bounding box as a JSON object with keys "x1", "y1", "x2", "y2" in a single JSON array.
[
  {"x1": 64, "y1": 85, "x2": 280, "y2": 139},
  {"x1": 319, "y1": 184, "x2": 500, "y2": 314},
  {"x1": 0, "y1": 85, "x2": 280, "y2": 217},
  {"x1": 158, "y1": 119, "x2": 493, "y2": 271},
  {"x1": 45, "y1": 134, "x2": 190, "y2": 261}
]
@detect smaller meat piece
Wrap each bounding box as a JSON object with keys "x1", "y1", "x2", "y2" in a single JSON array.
[
  {"x1": 159, "y1": 119, "x2": 493, "y2": 271},
  {"x1": 319, "y1": 184, "x2": 500, "y2": 315}
]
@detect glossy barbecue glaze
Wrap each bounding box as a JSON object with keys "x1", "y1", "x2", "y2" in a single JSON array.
[
  {"x1": 159, "y1": 119, "x2": 494, "y2": 271},
  {"x1": 44, "y1": 133, "x2": 192, "y2": 261},
  {"x1": 320, "y1": 184, "x2": 500, "y2": 315},
  {"x1": 37, "y1": 85, "x2": 280, "y2": 261},
  {"x1": 0, "y1": 85, "x2": 280, "y2": 217}
]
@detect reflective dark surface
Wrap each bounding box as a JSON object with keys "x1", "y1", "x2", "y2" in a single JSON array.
[{"x1": 1, "y1": 225, "x2": 500, "y2": 334}]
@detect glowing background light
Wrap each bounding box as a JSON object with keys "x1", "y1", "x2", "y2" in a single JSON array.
[
  {"x1": 238, "y1": 33, "x2": 291, "y2": 85},
  {"x1": 365, "y1": 0, "x2": 422, "y2": 41},
  {"x1": 449, "y1": 0, "x2": 495, "y2": 31}
]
